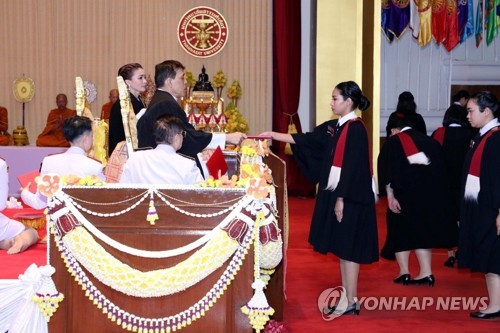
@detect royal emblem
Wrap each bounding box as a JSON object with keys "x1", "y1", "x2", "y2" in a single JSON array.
[{"x1": 178, "y1": 6, "x2": 229, "y2": 58}]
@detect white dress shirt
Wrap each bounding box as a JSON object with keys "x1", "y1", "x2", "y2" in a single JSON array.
[
  {"x1": 120, "y1": 144, "x2": 204, "y2": 185},
  {"x1": 21, "y1": 146, "x2": 105, "y2": 209}
]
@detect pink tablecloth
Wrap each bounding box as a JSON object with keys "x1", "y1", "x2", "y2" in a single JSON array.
[{"x1": 0, "y1": 145, "x2": 67, "y2": 197}]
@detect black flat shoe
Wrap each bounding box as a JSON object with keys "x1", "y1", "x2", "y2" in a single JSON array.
[
  {"x1": 393, "y1": 274, "x2": 411, "y2": 285},
  {"x1": 470, "y1": 310, "x2": 500, "y2": 319},
  {"x1": 334, "y1": 302, "x2": 360, "y2": 316},
  {"x1": 444, "y1": 256, "x2": 456, "y2": 268},
  {"x1": 408, "y1": 275, "x2": 435, "y2": 287}
]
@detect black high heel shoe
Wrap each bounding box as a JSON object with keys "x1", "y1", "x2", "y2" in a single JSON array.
[
  {"x1": 470, "y1": 309, "x2": 500, "y2": 319},
  {"x1": 335, "y1": 302, "x2": 360, "y2": 316},
  {"x1": 408, "y1": 275, "x2": 435, "y2": 287},
  {"x1": 443, "y1": 256, "x2": 456, "y2": 268},
  {"x1": 393, "y1": 274, "x2": 411, "y2": 285}
]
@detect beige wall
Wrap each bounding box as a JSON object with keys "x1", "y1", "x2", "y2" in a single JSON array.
[
  {"x1": 0, "y1": 0, "x2": 272, "y2": 140},
  {"x1": 316, "y1": 0, "x2": 363, "y2": 124}
]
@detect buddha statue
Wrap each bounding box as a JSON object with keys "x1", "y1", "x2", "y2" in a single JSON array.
[{"x1": 193, "y1": 66, "x2": 214, "y2": 91}]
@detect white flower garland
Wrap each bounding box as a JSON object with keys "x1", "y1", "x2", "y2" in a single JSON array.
[
  {"x1": 50, "y1": 215, "x2": 255, "y2": 332},
  {"x1": 54, "y1": 191, "x2": 253, "y2": 258},
  {"x1": 60, "y1": 226, "x2": 240, "y2": 297}
]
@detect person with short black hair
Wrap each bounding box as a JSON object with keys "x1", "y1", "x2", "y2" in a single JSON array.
[
  {"x1": 432, "y1": 104, "x2": 474, "y2": 268},
  {"x1": 459, "y1": 91, "x2": 500, "y2": 319},
  {"x1": 21, "y1": 116, "x2": 105, "y2": 209},
  {"x1": 137, "y1": 60, "x2": 246, "y2": 175},
  {"x1": 121, "y1": 115, "x2": 203, "y2": 185},
  {"x1": 452, "y1": 89, "x2": 470, "y2": 107}
]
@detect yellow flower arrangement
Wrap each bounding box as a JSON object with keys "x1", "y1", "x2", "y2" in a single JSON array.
[
  {"x1": 211, "y1": 70, "x2": 227, "y2": 88},
  {"x1": 227, "y1": 80, "x2": 242, "y2": 100},
  {"x1": 225, "y1": 102, "x2": 249, "y2": 134},
  {"x1": 185, "y1": 70, "x2": 196, "y2": 88}
]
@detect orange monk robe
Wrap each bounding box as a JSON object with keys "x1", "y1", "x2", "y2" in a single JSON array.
[
  {"x1": 100, "y1": 101, "x2": 114, "y2": 121},
  {"x1": 36, "y1": 108, "x2": 76, "y2": 147},
  {"x1": 0, "y1": 106, "x2": 9, "y2": 146}
]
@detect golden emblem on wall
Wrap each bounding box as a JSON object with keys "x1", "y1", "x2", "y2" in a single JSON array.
[
  {"x1": 13, "y1": 76, "x2": 35, "y2": 103},
  {"x1": 177, "y1": 6, "x2": 229, "y2": 58}
]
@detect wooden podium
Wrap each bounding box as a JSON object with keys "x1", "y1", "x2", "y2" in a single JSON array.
[{"x1": 48, "y1": 154, "x2": 285, "y2": 333}]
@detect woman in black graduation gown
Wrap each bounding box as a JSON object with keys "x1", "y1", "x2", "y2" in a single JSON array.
[
  {"x1": 431, "y1": 105, "x2": 473, "y2": 267},
  {"x1": 378, "y1": 116, "x2": 457, "y2": 287},
  {"x1": 459, "y1": 91, "x2": 500, "y2": 319},
  {"x1": 108, "y1": 63, "x2": 148, "y2": 155},
  {"x1": 261, "y1": 81, "x2": 378, "y2": 316}
]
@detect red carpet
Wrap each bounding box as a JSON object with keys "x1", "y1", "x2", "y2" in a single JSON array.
[
  {"x1": 1, "y1": 197, "x2": 498, "y2": 332},
  {"x1": 283, "y1": 196, "x2": 498, "y2": 332}
]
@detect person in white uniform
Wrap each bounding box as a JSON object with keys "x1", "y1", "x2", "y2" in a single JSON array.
[
  {"x1": 0, "y1": 158, "x2": 39, "y2": 254},
  {"x1": 21, "y1": 116, "x2": 105, "y2": 209},
  {"x1": 120, "y1": 115, "x2": 204, "y2": 185}
]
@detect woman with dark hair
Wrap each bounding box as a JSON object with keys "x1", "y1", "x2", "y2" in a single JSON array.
[
  {"x1": 459, "y1": 91, "x2": 500, "y2": 319},
  {"x1": 108, "y1": 63, "x2": 148, "y2": 154},
  {"x1": 385, "y1": 91, "x2": 427, "y2": 137},
  {"x1": 260, "y1": 81, "x2": 378, "y2": 316},
  {"x1": 432, "y1": 105, "x2": 473, "y2": 267}
]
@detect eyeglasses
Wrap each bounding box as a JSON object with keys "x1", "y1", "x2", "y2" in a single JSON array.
[{"x1": 178, "y1": 130, "x2": 186, "y2": 138}]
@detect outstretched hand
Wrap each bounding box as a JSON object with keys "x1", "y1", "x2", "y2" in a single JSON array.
[{"x1": 226, "y1": 132, "x2": 247, "y2": 145}]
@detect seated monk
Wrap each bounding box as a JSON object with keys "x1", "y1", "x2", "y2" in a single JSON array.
[
  {"x1": 36, "y1": 94, "x2": 76, "y2": 147},
  {"x1": 0, "y1": 105, "x2": 9, "y2": 145},
  {"x1": 100, "y1": 88, "x2": 119, "y2": 121}
]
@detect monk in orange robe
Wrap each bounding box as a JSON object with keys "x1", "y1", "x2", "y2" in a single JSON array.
[
  {"x1": 36, "y1": 94, "x2": 76, "y2": 147},
  {"x1": 100, "y1": 89, "x2": 119, "y2": 121},
  {"x1": 0, "y1": 106, "x2": 9, "y2": 146}
]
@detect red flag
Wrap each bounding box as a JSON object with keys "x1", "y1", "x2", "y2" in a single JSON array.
[
  {"x1": 432, "y1": 0, "x2": 448, "y2": 44},
  {"x1": 443, "y1": 0, "x2": 460, "y2": 51},
  {"x1": 205, "y1": 146, "x2": 228, "y2": 179}
]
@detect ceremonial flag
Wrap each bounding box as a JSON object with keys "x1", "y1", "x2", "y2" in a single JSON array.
[
  {"x1": 382, "y1": 0, "x2": 395, "y2": 42},
  {"x1": 444, "y1": 0, "x2": 460, "y2": 51},
  {"x1": 387, "y1": 0, "x2": 411, "y2": 39},
  {"x1": 475, "y1": 0, "x2": 484, "y2": 47},
  {"x1": 418, "y1": 0, "x2": 433, "y2": 46},
  {"x1": 410, "y1": 0, "x2": 420, "y2": 39},
  {"x1": 486, "y1": 0, "x2": 499, "y2": 44},
  {"x1": 460, "y1": 0, "x2": 475, "y2": 43},
  {"x1": 432, "y1": 0, "x2": 447, "y2": 44}
]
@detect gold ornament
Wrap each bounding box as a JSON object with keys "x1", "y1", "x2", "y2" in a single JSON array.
[{"x1": 13, "y1": 76, "x2": 35, "y2": 103}]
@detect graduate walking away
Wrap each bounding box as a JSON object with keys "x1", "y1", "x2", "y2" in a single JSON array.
[
  {"x1": 459, "y1": 91, "x2": 500, "y2": 319},
  {"x1": 260, "y1": 81, "x2": 378, "y2": 316}
]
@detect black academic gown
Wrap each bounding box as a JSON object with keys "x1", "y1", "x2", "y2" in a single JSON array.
[
  {"x1": 137, "y1": 90, "x2": 212, "y2": 160},
  {"x1": 108, "y1": 94, "x2": 145, "y2": 155},
  {"x1": 291, "y1": 119, "x2": 379, "y2": 264},
  {"x1": 431, "y1": 126, "x2": 473, "y2": 222},
  {"x1": 458, "y1": 128, "x2": 500, "y2": 274},
  {"x1": 378, "y1": 129, "x2": 458, "y2": 260}
]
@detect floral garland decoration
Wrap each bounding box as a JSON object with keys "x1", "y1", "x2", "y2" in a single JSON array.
[
  {"x1": 47, "y1": 196, "x2": 257, "y2": 332},
  {"x1": 39, "y1": 140, "x2": 283, "y2": 332}
]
